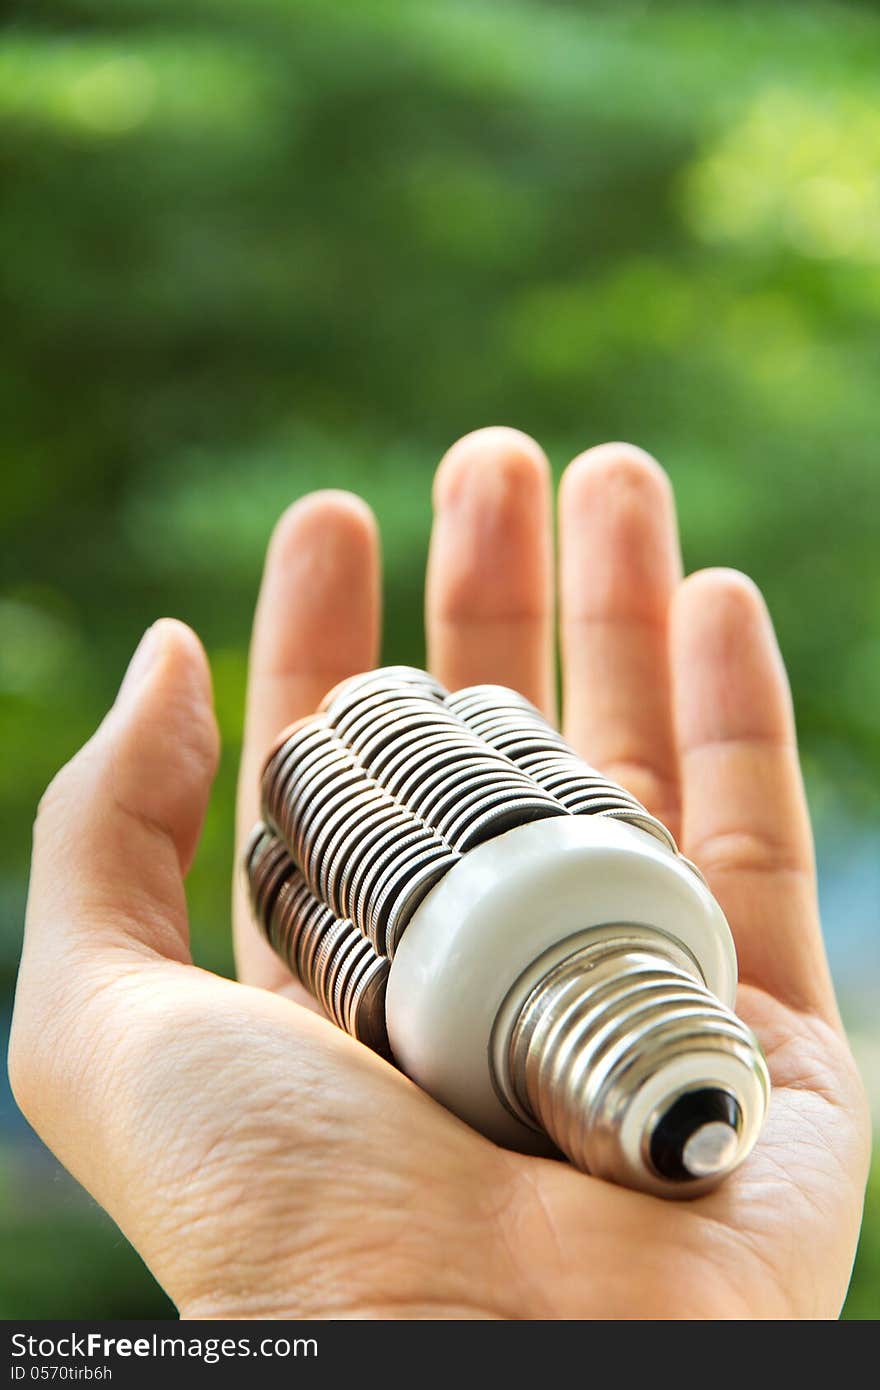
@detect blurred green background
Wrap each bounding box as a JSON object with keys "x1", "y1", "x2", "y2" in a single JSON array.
[{"x1": 1, "y1": 0, "x2": 878, "y2": 1318}]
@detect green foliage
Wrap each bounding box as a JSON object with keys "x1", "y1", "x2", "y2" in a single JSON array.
[
  {"x1": 0, "y1": 1168, "x2": 173, "y2": 1319},
  {"x1": 1, "y1": 0, "x2": 878, "y2": 1319},
  {"x1": 844, "y1": 1158, "x2": 880, "y2": 1319}
]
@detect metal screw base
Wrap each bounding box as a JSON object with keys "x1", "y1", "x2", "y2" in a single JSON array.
[{"x1": 500, "y1": 928, "x2": 770, "y2": 1196}]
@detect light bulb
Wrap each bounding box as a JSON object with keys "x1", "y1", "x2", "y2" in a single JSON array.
[{"x1": 245, "y1": 666, "x2": 769, "y2": 1197}]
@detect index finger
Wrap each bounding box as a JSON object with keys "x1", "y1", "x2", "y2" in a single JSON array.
[{"x1": 234, "y1": 492, "x2": 381, "y2": 991}]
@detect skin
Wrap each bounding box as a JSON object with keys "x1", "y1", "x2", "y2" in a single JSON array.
[{"x1": 8, "y1": 429, "x2": 870, "y2": 1319}]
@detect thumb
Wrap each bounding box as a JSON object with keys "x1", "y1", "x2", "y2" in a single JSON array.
[{"x1": 14, "y1": 618, "x2": 219, "y2": 1020}]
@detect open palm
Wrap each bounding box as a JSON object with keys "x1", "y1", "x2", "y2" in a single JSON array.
[{"x1": 10, "y1": 430, "x2": 869, "y2": 1318}]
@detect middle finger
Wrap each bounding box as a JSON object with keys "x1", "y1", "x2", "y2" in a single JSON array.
[
  {"x1": 559, "y1": 443, "x2": 683, "y2": 840},
  {"x1": 425, "y1": 426, "x2": 555, "y2": 716}
]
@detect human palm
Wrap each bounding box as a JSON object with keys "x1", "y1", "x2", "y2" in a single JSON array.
[{"x1": 10, "y1": 431, "x2": 869, "y2": 1319}]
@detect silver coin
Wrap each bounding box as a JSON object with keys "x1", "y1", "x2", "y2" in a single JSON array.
[
  {"x1": 345, "y1": 708, "x2": 457, "y2": 769},
  {"x1": 254, "y1": 851, "x2": 297, "y2": 937},
  {"x1": 272, "y1": 876, "x2": 315, "y2": 964},
  {"x1": 330, "y1": 687, "x2": 439, "y2": 742},
  {"x1": 252, "y1": 839, "x2": 299, "y2": 929},
  {"x1": 328, "y1": 930, "x2": 374, "y2": 1030},
  {"x1": 318, "y1": 795, "x2": 409, "y2": 916},
  {"x1": 289, "y1": 886, "x2": 332, "y2": 975},
  {"x1": 323, "y1": 667, "x2": 445, "y2": 720},
  {"x1": 270, "y1": 731, "x2": 346, "y2": 815},
  {"x1": 393, "y1": 754, "x2": 506, "y2": 820},
  {"x1": 244, "y1": 829, "x2": 281, "y2": 914},
  {"x1": 262, "y1": 719, "x2": 335, "y2": 809},
  {"x1": 465, "y1": 712, "x2": 558, "y2": 739},
  {"x1": 443, "y1": 788, "x2": 566, "y2": 851},
  {"x1": 245, "y1": 829, "x2": 293, "y2": 937},
  {"x1": 312, "y1": 916, "x2": 359, "y2": 1017},
  {"x1": 245, "y1": 821, "x2": 283, "y2": 876},
  {"x1": 313, "y1": 784, "x2": 392, "y2": 907},
  {"x1": 379, "y1": 848, "x2": 462, "y2": 956},
  {"x1": 286, "y1": 763, "x2": 366, "y2": 869},
  {"x1": 548, "y1": 777, "x2": 639, "y2": 804},
  {"x1": 599, "y1": 807, "x2": 677, "y2": 852},
  {"x1": 476, "y1": 730, "x2": 566, "y2": 758},
  {"x1": 266, "y1": 714, "x2": 333, "y2": 773},
  {"x1": 365, "y1": 840, "x2": 457, "y2": 948},
  {"x1": 336, "y1": 936, "x2": 376, "y2": 1032},
  {"x1": 242, "y1": 821, "x2": 273, "y2": 877},
  {"x1": 265, "y1": 739, "x2": 353, "y2": 842},
  {"x1": 417, "y1": 767, "x2": 538, "y2": 828},
  {"x1": 260, "y1": 723, "x2": 323, "y2": 797},
  {"x1": 452, "y1": 707, "x2": 550, "y2": 735},
  {"x1": 517, "y1": 762, "x2": 607, "y2": 787},
  {"x1": 345, "y1": 690, "x2": 452, "y2": 731},
  {"x1": 560, "y1": 793, "x2": 639, "y2": 814},
  {"x1": 350, "y1": 709, "x2": 468, "y2": 772},
  {"x1": 300, "y1": 780, "x2": 384, "y2": 888},
  {"x1": 373, "y1": 730, "x2": 487, "y2": 793},
  {"x1": 336, "y1": 701, "x2": 458, "y2": 763},
  {"x1": 273, "y1": 880, "x2": 317, "y2": 977},
  {"x1": 354, "y1": 825, "x2": 443, "y2": 944},
  {"x1": 279, "y1": 893, "x2": 314, "y2": 980},
  {"x1": 334, "y1": 694, "x2": 438, "y2": 743},
  {"x1": 355, "y1": 827, "x2": 442, "y2": 949},
  {"x1": 519, "y1": 752, "x2": 605, "y2": 776},
  {"x1": 448, "y1": 683, "x2": 540, "y2": 711},
  {"x1": 337, "y1": 932, "x2": 386, "y2": 1035},
  {"x1": 298, "y1": 900, "x2": 336, "y2": 991},
  {"x1": 331, "y1": 805, "x2": 422, "y2": 919},
  {"x1": 523, "y1": 769, "x2": 623, "y2": 798},
  {"x1": 347, "y1": 953, "x2": 391, "y2": 1056},
  {"x1": 375, "y1": 665, "x2": 446, "y2": 693}
]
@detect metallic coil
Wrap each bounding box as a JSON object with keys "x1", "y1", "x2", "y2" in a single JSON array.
[
  {"x1": 245, "y1": 823, "x2": 391, "y2": 1056},
  {"x1": 501, "y1": 929, "x2": 769, "y2": 1190},
  {"x1": 446, "y1": 684, "x2": 678, "y2": 853}
]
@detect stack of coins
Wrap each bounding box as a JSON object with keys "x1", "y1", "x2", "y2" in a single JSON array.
[
  {"x1": 245, "y1": 824, "x2": 391, "y2": 1055},
  {"x1": 261, "y1": 713, "x2": 461, "y2": 956},
  {"x1": 447, "y1": 684, "x2": 677, "y2": 852},
  {"x1": 323, "y1": 670, "x2": 566, "y2": 853}
]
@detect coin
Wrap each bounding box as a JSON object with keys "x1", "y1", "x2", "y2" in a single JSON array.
[
  {"x1": 443, "y1": 788, "x2": 566, "y2": 852},
  {"x1": 347, "y1": 953, "x2": 391, "y2": 1056},
  {"x1": 329, "y1": 804, "x2": 416, "y2": 920},
  {"x1": 328, "y1": 930, "x2": 373, "y2": 1030},
  {"x1": 378, "y1": 847, "x2": 462, "y2": 956}
]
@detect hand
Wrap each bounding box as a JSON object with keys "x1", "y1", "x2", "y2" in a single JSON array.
[{"x1": 9, "y1": 430, "x2": 870, "y2": 1319}]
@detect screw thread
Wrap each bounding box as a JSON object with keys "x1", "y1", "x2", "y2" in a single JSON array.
[{"x1": 505, "y1": 931, "x2": 769, "y2": 1193}]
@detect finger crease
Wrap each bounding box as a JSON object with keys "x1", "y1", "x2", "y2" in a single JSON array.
[{"x1": 685, "y1": 828, "x2": 811, "y2": 879}]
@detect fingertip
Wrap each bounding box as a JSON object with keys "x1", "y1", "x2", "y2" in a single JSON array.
[
  {"x1": 151, "y1": 617, "x2": 215, "y2": 701},
  {"x1": 28, "y1": 620, "x2": 220, "y2": 975},
  {"x1": 428, "y1": 426, "x2": 551, "y2": 624},
  {"x1": 560, "y1": 441, "x2": 675, "y2": 522},
  {"x1": 262, "y1": 490, "x2": 380, "y2": 615},
  {"x1": 672, "y1": 568, "x2": 775, "y2": 652},
  {"x1": 109, "y1": 620, "x2": 220, "y2": 872},
  {"x1": 252, "y1": 489, "x2": 380, "y2": 683},
  {"x1": 559, "y1": 442, "x2": 681, "y2": 627},
  {"x1": 671, "y1": 568, "x2": 791, "y2": 745},
  {"x1": 433, "y1": 426, "x2": 549, "y2": 510},
  {"x1": 118, "y1": 618, "x2": 219, "y2": 769},
  {"x1": 269, "y1": 490, "x2": 379, "y2": 565},
  {"x1": 426, "y1": 427, "x2": 554, "y2": 711}
]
